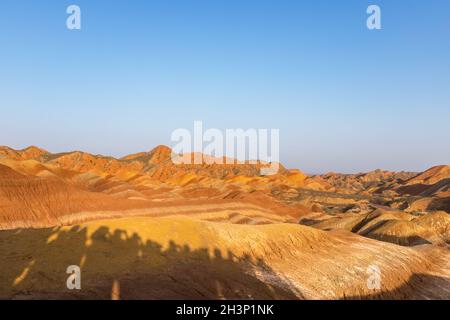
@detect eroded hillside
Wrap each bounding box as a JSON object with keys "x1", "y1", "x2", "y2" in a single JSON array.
[{"x1": 0, "y1": 146, "x2": 449, "y2": 300}]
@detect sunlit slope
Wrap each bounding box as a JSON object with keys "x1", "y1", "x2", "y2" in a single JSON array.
[
  {"x1": 0, "y1": 163, "x2": 306, "y2": 229},
  {"x1": 1, "y1": 216, "x2": 448, "y2": 300},
  {"x1": 301, "y1": 208, "x2": 450, "y2": 247},
  {"x1": 0, "y1": 164, "x2": 159, "y2": 229}
]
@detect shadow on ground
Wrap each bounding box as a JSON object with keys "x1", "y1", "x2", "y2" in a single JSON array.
[
  {"x1": 1, "y1": 224, "x2": 449, "y2": 300},
  {"x1": 0, "y1": 225, "x2": 301, "y2": 300}
]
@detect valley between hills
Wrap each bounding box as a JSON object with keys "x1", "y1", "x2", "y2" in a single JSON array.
[{"x1": 0, "y1": 145, "x2": 449, "y2": 299}]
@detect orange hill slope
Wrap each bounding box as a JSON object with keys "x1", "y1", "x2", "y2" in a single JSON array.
[
  {"x1": 0, "y1": 146, "x2": 48, "y2": 161},
  {"x1": 0, "y1": 164, "x2": 162, "y2": 229},
  {"x1": 1, "y1": 145, "x2": 295, "y2": 185},
  {"x1": 1, "y1": 216, "x2": 448, "y2": 299},
  {"x1": 1, "y1": 145, "x2": 449, "y2": 230},
  {"x1": 301, "y1": 208, "x2": 450, "y2": 247},
  {"x1": 406, "y1": 165, "x2": 450, "y2": 186},
  {"x1": 0, "y1": 162, "x2": 307, "y2": 230},
  {"x1": 395, "y1": 165, "x2": 450, "y2": 197}
]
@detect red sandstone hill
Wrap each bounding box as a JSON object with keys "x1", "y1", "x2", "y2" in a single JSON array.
[
  {"x1": 0, "y1": 145, "x2": 448, "y2": 231},
  {"x1": 0, "y1": 164, "x2": 160, "y2": 229},
  {"x1": 0, "y1": 146, "x2": 449, "y2": 300}
]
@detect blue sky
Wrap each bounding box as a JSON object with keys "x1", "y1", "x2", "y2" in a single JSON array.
[{"x1": 0, "y1": 0, "x2": 449, "y2": 173}]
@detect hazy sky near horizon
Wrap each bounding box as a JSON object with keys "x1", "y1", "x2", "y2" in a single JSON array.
[{"x1": 1, "y1": 0, "x2": 449, "y2": 173}]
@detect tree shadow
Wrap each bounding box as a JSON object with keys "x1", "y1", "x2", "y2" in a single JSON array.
[{"x1": 0, "y1": 224, "x2": 302, "y2": 300}]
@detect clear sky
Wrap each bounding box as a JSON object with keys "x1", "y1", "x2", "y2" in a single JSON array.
[{"x1": 0, "y1": 0, "x2": 449, "y2": 173}]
